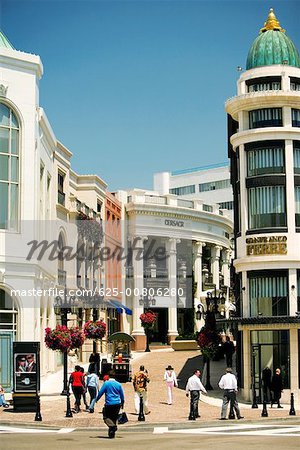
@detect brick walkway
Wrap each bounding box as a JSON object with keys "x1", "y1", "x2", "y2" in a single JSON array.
[{"x1": 0, "y1": 349, "x2": 295, "y2": 427}]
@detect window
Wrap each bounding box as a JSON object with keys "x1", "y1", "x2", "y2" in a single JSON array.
[
  {"x1": 249, "y1": 108, "x2": 282, "y2": 129},
  {"x1": 57, "y1": 171, "x2": 65, "y2": 206},
  {"x1": 199, "y1": 179, "x2": 230, "y2": 192},
  {"x1": 247, "y1": 77, "x2": 281, "y2": 92},
  {"x1": 97, "y1": 200, "x2": 102, "y2": 213},
  {"x1": 290, "y1": 77, "x2": 300, "y2": 91},
  {"x1": 295, "y1": 186, "x2": 300, "y2": 227},
  {"x1": 294, "y1": 143, "x2": 300, "y2": 174},
  {"x1": 292, "y1": 109, "x2": 300, "y2": 127},
  {"x1": 249, "y1": 272, "x2": 288, "y2": 316},
  {"x1": 0, "y1": 103, "x2": 19, "y2": 230},
  {"x1": 247, "y1": 144, "x2": 285, "y2": 176},
  {"x1": 218, "y1": 201, "x2": 234, "y2": 210},
  {"x1": 203, "y1": 204, "x2": 213, "y2": 212},
  {"x1": 169, "y1": 185, "x2": 195, "y2": 196},
  {"x1": 248, "y1": 186, "x2": 286, "y2": 229}
]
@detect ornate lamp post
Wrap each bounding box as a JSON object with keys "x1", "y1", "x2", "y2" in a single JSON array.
[
  {"x1": 139, "y1": 295, "x2": 156, "y2": 352},
  {"x1": 54, "y1": 290, "x2": 77, "y2": 396}
]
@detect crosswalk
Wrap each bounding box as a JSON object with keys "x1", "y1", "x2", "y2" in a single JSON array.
[
  {"x1": 0, "y1": 426, "x2": 75, "y2": 434},
  {"x1": 153, "y1": 424, "x2": 300, "y2": 437}
]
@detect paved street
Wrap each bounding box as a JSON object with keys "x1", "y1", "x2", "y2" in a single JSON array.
[
  {"x1": 0, "y1": 421, "x2": 300, "y2": 450},
  {"x1": 0, "y1": 349, "x2": 297, "y2": 427}
]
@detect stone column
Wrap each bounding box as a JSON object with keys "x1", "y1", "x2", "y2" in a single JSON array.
[
  {"x1": 166, "y1": 238, "x2": 180, "y2": 342},
  {"x1": 193, "y1": 241, "x2": 206, "y2": 299},
  {"x1": 131, "y1": 235, "x2": 147, "y2": 350},
  {"x1": 211, "y1": 245, "x2": 221, "y2": 290},
  {"x1": 221, "y1": 249, "x2": 231, "y2": 287}
]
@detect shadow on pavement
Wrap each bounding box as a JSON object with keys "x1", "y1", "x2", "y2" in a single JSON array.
[{"x1": 177, "y1": 354, "x2": 204, "y2": 390}]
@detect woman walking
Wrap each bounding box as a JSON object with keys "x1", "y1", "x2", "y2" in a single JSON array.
[
  {"x1": 69, "y1": 365, "x2": 85, "y2": 412},
  {"x1": 86, "y1": 367, "x2": 99, "y2": 413},
  {"x1": 164, "y1": 365, "x2": 178, "y2": 405}
]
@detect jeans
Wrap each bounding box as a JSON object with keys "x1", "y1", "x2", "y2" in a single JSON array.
[
  {"x1": 0, "y1": 394, "x2": 8, "y2": 407},
  {"x1": 189, "y1": 390, "x2": 200, "y2": 419},
  {"x1": 221, "y1": 390, "x2": 241, "y2": 419}
]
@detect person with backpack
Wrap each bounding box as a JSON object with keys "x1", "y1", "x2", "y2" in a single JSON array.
[
  {"x1": 163, "y1": 365, "x2": 178, "y2": 405},
  {"x1": 133, "y1": 365, "x2": 150, "y2": 415}
]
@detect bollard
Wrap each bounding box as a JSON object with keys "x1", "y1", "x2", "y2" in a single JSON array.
[
  {"x1": 289, "y1": 393, "x2": 296, "y2": 416},
  {"x1": 252, "y1": 387, "x2": 258, "y2": 408},
  {"x1": 66, "y1": 388, "x2": 73, "y2": 418},
  {"x1": 261, "y1": 400, "x2": 268, "y2": 417},
  {"x1": 138, "y1": 393, "x2": 145, "y2": 421},
  {"x1": 34, "y1": 394, "x2": 42, "y2": 422}
]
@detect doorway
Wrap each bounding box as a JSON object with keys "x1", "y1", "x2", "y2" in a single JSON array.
[{"x1": 148, "y1": 308, "x2": 168, "y2": 344}]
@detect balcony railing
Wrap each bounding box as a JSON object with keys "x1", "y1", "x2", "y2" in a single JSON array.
[{"x1": 58, "y1": 269, "x2": 67, "y2": 286}]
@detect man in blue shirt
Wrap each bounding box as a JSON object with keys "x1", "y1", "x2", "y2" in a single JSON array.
[{"x1": 95, "y1": 370, "x2": 125, "y2": 439}]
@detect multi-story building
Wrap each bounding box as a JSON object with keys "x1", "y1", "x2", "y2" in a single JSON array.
[
  {"x1": 116, "y1": 189, "x2": 233, "y2": 350},
  {"x1": 0, "y1": 30, "x2": 111, "y2": 390},
  {"x1": 154, "y1": 163, "x2": 233, "y2": 215},
  {"x1": 226, "y1": 9, "x2": 300, "y2": 406}
]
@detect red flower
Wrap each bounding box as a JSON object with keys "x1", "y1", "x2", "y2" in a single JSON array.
[
  {"x1": 140, "y1": 311, "x2": 157, "y2": 329},
  {"x1": 45, "y1": 325, "x2": 72, "y2": 353},
  {"x1": 196, "y1": 326, "x2": 222, "y2": 360},
  {"x1": 69, "y1": 326, "x2": 85, "y2": 349},
  {"x1": 83, "y1": 320, "x2": 106, "y2": 340}
]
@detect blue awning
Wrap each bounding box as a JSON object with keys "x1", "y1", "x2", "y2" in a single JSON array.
[{"x1": 107, "y1": 299, "x2": 132, "y2": 316}]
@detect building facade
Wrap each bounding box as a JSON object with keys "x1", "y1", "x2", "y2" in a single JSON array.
[
  {"x1": 0, "y1": 31, "x2": 112, "y2": 390},
  {"x1": 226, "y1": 9, "x2": 300, "y2": 406},
  {"x1": 154, "y1": 163, "x2": 233, "y2": 215},
  {"x1": 117, "y1": 189, "x2": 233, "y2": 350}
]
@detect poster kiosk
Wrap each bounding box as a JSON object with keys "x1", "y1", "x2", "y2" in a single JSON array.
[{"x1": 13, "y1": 342, "x2": 40, "y2": 412}]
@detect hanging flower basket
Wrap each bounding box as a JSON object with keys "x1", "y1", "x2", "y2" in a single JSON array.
[
  {"x1": 45, "y1": 325, "x2": 72, "y2": 353},
  {"x1": 196, "y1": 326, "x2": 222, "y2": 360},
  {"x1": 83, "y1": 320, "x2": 106, "y2": 340},
  {"x1": 140, "y1": 311, "x2": 157, "y2": 330},
  {"x1": 69, "y1": 326, "x2": 85, "y2": 349}
]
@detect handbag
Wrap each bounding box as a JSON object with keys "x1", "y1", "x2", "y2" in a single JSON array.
[{"x1": 117, "y1": 410, "x2": 128, "y2": 425}]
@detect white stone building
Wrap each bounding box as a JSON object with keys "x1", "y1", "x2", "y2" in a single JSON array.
[
  {"x1": 0, "y1": 31, "x2": 107, "y2": 391},
  {"x1": 226, "y1": 9, "x2": 300, "y2": 407},
  {"x1": 116, "y1": 189, "x2": 233, "y2": 351}
]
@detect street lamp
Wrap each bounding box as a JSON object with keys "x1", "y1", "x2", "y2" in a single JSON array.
[
  {"x1": 203, "y1": 289, "x2": 226, "y2": 390},
  {"x1": 54, "y1": 289, "x2": 77, "y2": 396},
  {"x1": 251, "y1": 349, "x2": 258, "y2": 408},
  {"x1": 139, "y1": 295, "x2": 156, "y2": 352}
]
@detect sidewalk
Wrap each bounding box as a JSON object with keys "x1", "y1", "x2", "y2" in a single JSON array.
[{"x1": 0, "y1": 349, "x2": 296, "y2": 428}]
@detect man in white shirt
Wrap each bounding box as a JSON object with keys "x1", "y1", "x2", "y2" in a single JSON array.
[
  {"x1": 218, "y1": 368, "x2": 244, "y2": 420},
  {"x1": 185, "y1": 369, "x2": 207, "y2": 420}
]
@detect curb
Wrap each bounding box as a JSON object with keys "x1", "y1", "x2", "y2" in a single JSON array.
[{"x1": 1, "y1": 415, "x2": 299, "y2": 432}]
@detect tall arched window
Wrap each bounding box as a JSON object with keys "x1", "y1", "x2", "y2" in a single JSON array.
[{"x1": 0, "y1": 103, "x2": 19, "y2": 230}]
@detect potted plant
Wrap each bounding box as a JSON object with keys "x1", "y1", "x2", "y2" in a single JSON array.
[{"x1": 140, "y1": 311, "x2": 157, "y2": 352}]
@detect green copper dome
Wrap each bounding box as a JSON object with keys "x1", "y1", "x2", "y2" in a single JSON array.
[
  {"x1": 246, "y1": 9, "x2": 300, "y2": 70},
  {"x1": 0, "y1": 30, "x2": 14, "y2": 49}
]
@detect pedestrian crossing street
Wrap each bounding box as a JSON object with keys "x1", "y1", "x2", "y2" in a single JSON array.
[
  {"x1": 153, "y1": 424, "x2": 300, "y2": 437},
  {"x1": 0, "y1": 426, "x2": 75, "y2": 434}
]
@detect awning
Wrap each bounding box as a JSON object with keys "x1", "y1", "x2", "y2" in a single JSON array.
[{"x1": 107, "y1": 299, "x2": 132, "y2": 316}]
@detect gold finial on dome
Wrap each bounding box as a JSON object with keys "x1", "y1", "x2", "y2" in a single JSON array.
[{"x1": 260, "y1": 8, "x2": 285, "y2": 33}]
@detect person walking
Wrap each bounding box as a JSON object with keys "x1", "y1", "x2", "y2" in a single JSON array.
[
  {"x1": 270, "y1": 368, "x2": 283, "y2": 408},
  {"x1": 95, "y1": 369, "x2": 125, "y2": 439},
  {"x1": 185, "y1": 369, "x2": 207, "y2": 420},
  {"x1": 133, "y1": 365, "x2": 150, "y2": 415},
  {"x1": 223, "y1": 336, "x2": 235, "y2": 368},
  {"x1": 218, "y1": 367, "x2": 244, "y2": 420},
  {"x1": 79, "y1": 367, "x2": 89, "y2": 410},
  {"x1": 69, "y1": 365, "x2": 85, "y2": 413},
  {"x1": 86, "y1": 367, "x2": 99, "y2": 413},
  {"x1": 163, "y1": 365, "x2": 178, "y2": 405},
  {"x1": 88, "y1": 351, "x2": 101, "y2": 376}
]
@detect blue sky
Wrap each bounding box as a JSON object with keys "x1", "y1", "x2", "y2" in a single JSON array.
[{"x1": 1, "y1": 0, "x2": 299, "y2": 190}]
